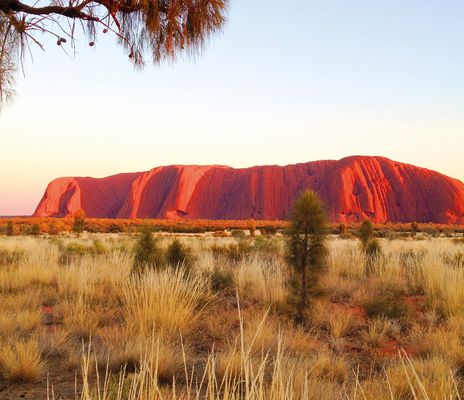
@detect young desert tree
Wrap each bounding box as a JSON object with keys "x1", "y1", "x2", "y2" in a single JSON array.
[
  {"x1": 132, "y1": 226, "x2": 164, "y2": 274},
  {"x1": 358, "y1": 219, "x2": 374, "y2": 250},
  {"x1": 0, "y1": 0, "x2": 228, "y2": 106},
  {"x1": 286, "y1": 190, "x2": 328, "y2": 323},
  {"x1": 358, "y1": 219, "x2": 381, "y2": 275}
]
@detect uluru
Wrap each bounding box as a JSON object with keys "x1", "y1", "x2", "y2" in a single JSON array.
[{"x1": 33, "y1": 156, "x2": 464, "y2": 224}]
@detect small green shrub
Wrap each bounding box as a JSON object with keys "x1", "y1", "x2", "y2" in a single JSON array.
[
  {"x1": 261, "y1": 226, "x2": 277, "y2": 235},
  {"x1": 253, "y1": 237, "x2": 281, "y2": 259},
  {"x1": 166, "y1": 239, "x2": 192, "y2": 268},
  {"x1": 58, "y1": 243, "x2": 89, "y2": 265},
  {"x1": 48, "y1": 236, "x2": 63, "y2": 247},
  {"x1": 92, "y1": 240, "x2": 107, "y2": 255},
  {"x1": 108, "y1": 224, "x2": 124, "y2": 233},
  {"x1": 57, "y1": 240, "x2": 108, "y2": 265},
  {"x1": 211, "y1": 240, "x2": 254, "y2": 262},
  {"x1": 30, "y1": 224, "x2": 40, "y2": 236},
  {"x1": 364, "y1": 293, "x2": 408, "y2": 320},
  {"x1": 132, "y1": 227, "x2": 164, "y2": 273},
  {"x1": 231, "y1": 230, "x2": 247, "y2": 239},
  {"x1": 209, "y1": 269, "x2": 234, "y2": 292}
]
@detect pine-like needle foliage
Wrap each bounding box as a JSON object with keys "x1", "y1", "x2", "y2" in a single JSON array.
[
  {"x1": 0, "y1": 0, "x2": 228, "y2": 105},
  {"x1": 286, "y1": 190, "x2": 328, "y2": 323},
  {"x1": 0, "y1": 15, "x2": 16, "y2": 107}
]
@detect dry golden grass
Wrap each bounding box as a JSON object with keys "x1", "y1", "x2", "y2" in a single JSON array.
[
  {"x1": 0, "y1": 338, "x2": 45, "y2": 382},
  {"x1": 0, "y1": 234, "x2": 463, "y2": 399},
  {"x1": 361, "y1": 317, "x2": 396, "y2": 349},
  {"x1": 382, "y1": 355, "x2": 457, "y2": 400},
  {"x1": 311, "y1": 300, "x2": 359, "y2": 339},
  {"x1": 309, "y1": 351, "x2": 350, "y2": 384},
  {"x1": 233, "y1": 255, "x2": 288, "y2": 305},
  {"x1": 60, "y1": 295, "x2": 103, "y2": 339},
  {"x1": 118, "y1": 268, "x2": 212, "y2": 337},
  {"x1": 0, "y1": 308, "x2": 42, "y2": 339}
]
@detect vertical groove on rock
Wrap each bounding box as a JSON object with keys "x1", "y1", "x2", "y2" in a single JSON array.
[{"x1": 33, "y1": 156, "x2": 464, "y2": 224}]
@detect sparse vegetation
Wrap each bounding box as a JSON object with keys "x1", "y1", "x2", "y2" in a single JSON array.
[{"x1": 0, "y1": 230, "x2": 462, "y2": 398}]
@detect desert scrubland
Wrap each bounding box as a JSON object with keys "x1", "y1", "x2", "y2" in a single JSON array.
[{"x1": 0, "y1": 232, "x2": 463, "y2": 399}]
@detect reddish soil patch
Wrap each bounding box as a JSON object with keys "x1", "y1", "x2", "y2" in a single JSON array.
[
  {"x1": 348, "y1": 305, "x2": 368, "y2": 322},
  {"x1": 330, "y1": 301, "x2": 368, "y2": 323},
  {"x1": 343, "y1": 343, "x2": 363, "y2": 353},
  {"x1": 0, "y1": 357, "x2": 79, "y2": 400},
  {"x1": 41, "y1": 305, "x2": 63, "y2": 333},
  {"x1": 376, "y1": 340, "x2": 417, "y2": 359},
  {"x1": 42, "y1": 305, "x2": 53, "y2": 314},
  {"x1": 403, "y1": 295, "x2": 426, "y2": 315}
]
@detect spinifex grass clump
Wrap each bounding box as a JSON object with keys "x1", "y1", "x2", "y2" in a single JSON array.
[
  {"x1": 119, "y1": 268, "x2": 211, "y2": 337},
  {"x1": 56, "y1": 240, "x2": 108, "y2": 265},
  {"x1": 0, "y1": 338, "x2": 45, "y2": 382}
]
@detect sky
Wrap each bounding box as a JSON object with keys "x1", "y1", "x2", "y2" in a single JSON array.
[{"x1": 1, "y1": 0, "x2": 464, "y2": 215}]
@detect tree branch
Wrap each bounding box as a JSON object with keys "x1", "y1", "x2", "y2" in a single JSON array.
[{"x1": 0, "y1": 0, "x2": 100, "y2": 20}]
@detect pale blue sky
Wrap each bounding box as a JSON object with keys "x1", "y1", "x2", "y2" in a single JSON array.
[{"x1": 1, "y1": 0, "x2": 463, "y2": 215}]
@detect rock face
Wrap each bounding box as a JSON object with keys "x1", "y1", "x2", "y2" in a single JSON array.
[{"x1": 33, "y1": 156, "x2": 464, "y2": 224}]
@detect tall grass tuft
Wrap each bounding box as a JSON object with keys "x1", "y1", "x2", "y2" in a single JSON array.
[{"x1": 118, "y1": 268, "x2": 212, "y2": 337}]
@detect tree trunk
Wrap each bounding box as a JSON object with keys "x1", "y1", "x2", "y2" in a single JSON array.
[{"x1": 299, "y1": 228, "x2": 308, "y2": 322}]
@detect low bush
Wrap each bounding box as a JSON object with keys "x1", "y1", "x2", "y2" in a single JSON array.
[
  {"x1": 209, "y1": 269, "x2": 234, "y2": 292},
  {"x1": 364, "y1": 292, "x2": 408, "y2": 320},
  {"x1": 166, "y1": 239, "x2": 192, "y2": 269},
  {"x1": 211, "y1": 240, "x2": 254, "y2": 262},
  {"x1": 132, "y1": 227, "x2": 164, "y2": 273},
  {"x1": 231, "y1": 229, "x2": 247, "y2": 239}
]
